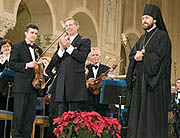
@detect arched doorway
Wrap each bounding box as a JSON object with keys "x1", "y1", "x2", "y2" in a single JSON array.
[
  {"x1": 5, "y1": 0, "x2": 53, "y2": 47},
  {"x1": 73, "y1": 12, "x2": 97, "y2": 48}
]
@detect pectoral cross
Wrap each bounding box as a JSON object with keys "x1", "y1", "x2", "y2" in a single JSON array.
[{"x1": 141, "y1": 46, "x2": 145, "y2": 54}]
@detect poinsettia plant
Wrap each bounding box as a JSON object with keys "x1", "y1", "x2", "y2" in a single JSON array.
[{"x1": 53, "y1": 111, "x2": 122, "y2": 138}]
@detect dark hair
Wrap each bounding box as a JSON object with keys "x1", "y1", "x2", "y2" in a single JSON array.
[
  {"x1": 0, "y1": 39, "x2": 12, "y2": 49},
  {"x1": 24, "y1": 23, "x2": 39, "y2": 32}
]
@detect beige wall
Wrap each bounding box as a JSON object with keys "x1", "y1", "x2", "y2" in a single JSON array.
[{"x1": 0, "y1": 0, "x2": 180, "y2": 84}]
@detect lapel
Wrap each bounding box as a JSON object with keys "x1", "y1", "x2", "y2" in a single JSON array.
[
  {"x1": 22, "y1": 40, "x2": 33, "y2": 60},
  {"x1": 71, "y1": 34, "x2": 81, "y2": 47},
  {"x1": 96, "y1": 64, "x2": 102, "y2": 78},
  {"x1": 87, "y1": 64, "x2": 94, "y2": 78},
  {"x1": 89, "y1": 63, "x2": 101, "y2": 78}
]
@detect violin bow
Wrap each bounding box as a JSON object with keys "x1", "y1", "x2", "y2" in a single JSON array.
[{"x1": 37, "y1": 30, "x2": 66, "y2": 61}]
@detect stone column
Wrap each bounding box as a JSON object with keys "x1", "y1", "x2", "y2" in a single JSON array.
[{"x1": 0, "y1": 16, "x2": 15, "y2": 38}]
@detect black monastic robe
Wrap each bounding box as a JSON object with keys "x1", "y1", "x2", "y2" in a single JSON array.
[{"x1": 126, "y1": 27, "x2": 171, "y2": 138}]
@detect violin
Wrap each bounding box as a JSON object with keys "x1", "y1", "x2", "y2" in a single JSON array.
[
  {"x1": 32, "y1": 49, "x2": 46, "y2": 90},
  {"x1": 89, "y1": 64, "x2": 118, "y2": 95}
]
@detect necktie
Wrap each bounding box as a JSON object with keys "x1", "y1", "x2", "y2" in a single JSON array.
[
  {"x1": 92, "y1": 64, "x2": 98, "y2": 69},
  {"x1": 27, "y1": 44, "x2": 34, "y2": 49}
]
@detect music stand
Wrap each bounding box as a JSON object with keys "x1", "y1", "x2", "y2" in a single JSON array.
[
  {"x1": 0, "y1": 68, "x2": 14, "y2": 138},
  {"x1": 100, "y1": 79, "x2": 127, "y2": 105},
  {"x1": 0, "y1": 68, "x2": 14, "y2": 79},
  {"x1": 100, "y1": 79, "x2": 127, "y2": 122}
]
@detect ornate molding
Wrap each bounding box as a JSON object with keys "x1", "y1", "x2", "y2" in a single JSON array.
[
  {"x1": 0, "y1": 16, "x2": 15, "y2": 37},
  {"x1": 37, "y1": 34, "x2": 58, "y2": 55}
]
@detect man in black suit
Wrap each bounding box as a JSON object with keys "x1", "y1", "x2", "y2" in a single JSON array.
[
  {"x1": 9, "y1": 24, "x2": 42, "y2": 138},
  {"x1": 46, "y1": 18, "x2": 91, "y2": 117},
  {"x1": 85, "y1": 47, "x2": 110, "y2": 116}
]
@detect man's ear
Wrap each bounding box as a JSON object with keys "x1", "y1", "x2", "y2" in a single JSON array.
[
  {"x1": 154, "y1": 19, "x2": 157, "y2": 23},
  {"x1": 77, "y1": 25, "x2": 79, "y2": 30}
]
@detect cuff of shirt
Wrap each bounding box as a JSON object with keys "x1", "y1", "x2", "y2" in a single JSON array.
[
  {"x1": 25, "y1": 63, "x2": 28, "y2": 69},
  {"x1": 57, "y1": 48, "x2": 65, "y2": 58},
  {"x1": 66, "y1": 45, "x2": 74, "y2": 55}
]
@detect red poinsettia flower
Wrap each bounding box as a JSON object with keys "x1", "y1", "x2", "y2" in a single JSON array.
[{"x1": 53, "y1": 111, "x2": 122, "y2": 138}]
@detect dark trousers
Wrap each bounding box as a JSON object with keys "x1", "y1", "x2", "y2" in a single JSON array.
[
  {"x1": 48, "y1": 93, "x2": 58, "y2": 138},
  {"x1": 81, "y1": 91, "x2": 108, "y2": 116},
  {"x1": 12, "y1": 92, "x2": 37, "y2": 138},
  {"x1": 56, "y1": 94, "x2": 83, "y2": 117}
]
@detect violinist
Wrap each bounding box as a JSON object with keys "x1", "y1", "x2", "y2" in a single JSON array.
[
  {"x1": 9, "y1": 23, "x2": 42, "y2": 138},
  {"x1": 85, "y1": 47, "x2": 110, "y2": 116}
]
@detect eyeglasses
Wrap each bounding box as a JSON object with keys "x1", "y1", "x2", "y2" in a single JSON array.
[{"x1": 1, "y1": 44, "x2": 11, "y2": 49}]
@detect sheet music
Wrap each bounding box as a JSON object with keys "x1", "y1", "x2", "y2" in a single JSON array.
[
  {"x1": 104, "y1": 74, "x2": 126, "y2": 80},
  {"x1": 0, "y1": 68, "x2": 14, "y2": 79}
]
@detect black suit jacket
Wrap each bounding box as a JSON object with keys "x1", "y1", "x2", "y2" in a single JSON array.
[
  {"x1": 86, "y1": 63, "x2": 110, "y2": 102},
  {"x1": 46, "y1": 34, "x2": 91, "y2": 102},
  {"x1": 86, "y1": 63, "x2": 110, "y2": 79},
  {"x1": 0, "y1": 59, "x2": 14, "y2": 93},
  {"x1": 9, "y1": 40, "x2": 42, "y2": 93}
]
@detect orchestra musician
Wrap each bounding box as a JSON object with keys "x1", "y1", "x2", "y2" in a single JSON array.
[
  {"x1": 9, "y1": 23, "x2": 43, "y2": 138},
  {"x1": 0, "y1": 39, "x2": 14, "y2": 93},
  {"x1": 46, "y1": 52, "x2": 59, "y2": 138},
  {"x1": 0, "y1": 39, "x2": 14, "y2": 138},
  {"x1": 85, "y1": 47, "x2": 110, "y2": 116}
]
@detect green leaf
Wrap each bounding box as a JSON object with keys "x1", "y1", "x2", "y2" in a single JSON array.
[{"x1": 67, "y1": 125, "x2": 73, "y2": 138}]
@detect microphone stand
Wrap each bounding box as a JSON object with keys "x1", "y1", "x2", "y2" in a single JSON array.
[
  {"x1": 118, "y1": 96, "x2": 122, "y2": 123},
  {"x1": 174, "y1": 62, "x2": 177, "y2": 92},
  {"x1": 3, "y1": 82, "x2": 12, "y2": 138}
]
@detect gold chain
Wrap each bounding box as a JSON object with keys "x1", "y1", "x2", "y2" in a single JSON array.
[{"x1": 141, "y1": 28, "x2": 158, "y2": 54}]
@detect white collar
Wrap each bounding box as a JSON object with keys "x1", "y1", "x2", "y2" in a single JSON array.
[
  {"x1": 69, "y1": 34, "x2": 78, "y2": 42},
  {"x1": 95, "y1": 63, "x2": 100, "y2": 67},
  {"x1": 147, "y1": 24, "x2": 157, "y2": 32},
  {"x1": 25, "y1": 39, "x2": 34, "y2": 45}
]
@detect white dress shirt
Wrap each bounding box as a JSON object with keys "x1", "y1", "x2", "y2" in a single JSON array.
[
  {"x1": 92, "y1": 63, "x2": 100, "y2": 78},
  {"x1": 57, "y1": 34, "x2": 78, "y2": 58}
]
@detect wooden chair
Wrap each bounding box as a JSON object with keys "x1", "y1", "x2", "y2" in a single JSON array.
[
  {"x1": 0, "y1": 110, "x2": 13, "y2": 138},
  {"x1": 0, "y1": 110, "x2": 13, "y2": 120},
  {"x1": 31, "y1": 97, "x2": 49, "y2": 138},
  {"x1": 0, "y1": 99, "x2": 49, "y2": 138}
]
